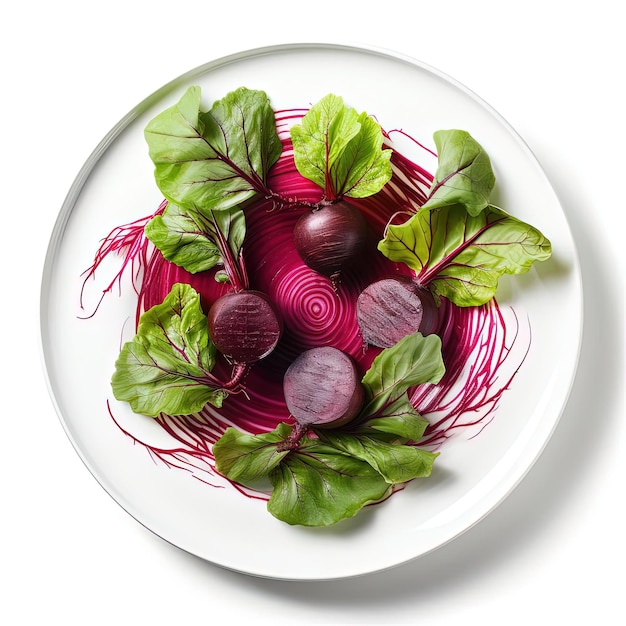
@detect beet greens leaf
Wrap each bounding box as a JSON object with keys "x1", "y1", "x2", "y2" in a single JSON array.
[
  {"x1": 214, "y1": 424, "x2": 393, "y2": 526},
  {"x1": 422, "y1": 129, "x2": 496, "y2": 216},
  {"x1": 290, "y1": 93, "x2": 392, "y2": 200},
  {"x1": 145, "y1": 203, "x2": 246, "y2": 276},
  {"x1": 212, "y1": 424, "x2": 291, "y2": 484},
  {"x1": 355, "y1": 394, "x2": 429, "y2": 442},
  {"x1": 313, "y1": 430, "x2": 438, "y2": 484},
  {"x1": 144, "y1": 86, "x2": 282, "y2": 212},
  {"x1": 267, "y1": 438, "x2": 392, "y2": 527},
  {"x1": 111, "y1": 283, "x2": 227, "y2": 416},
  {"x1": 360, "y1": 332, "x2": 446, "y2": 418},
  {"x1": 379, "y1": 204, "x2": 552, "y2": 307}
]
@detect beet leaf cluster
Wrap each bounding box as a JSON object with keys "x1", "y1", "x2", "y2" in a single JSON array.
[
  {"x1": 112, "y1": 283, "x2": 226, "y2": 415},
  {"x1": 107, "y1": 84, "x2": 553, "y2": 527},
  {"x1": 377, "y1": 130, "x2": 552, "y2": 308}
]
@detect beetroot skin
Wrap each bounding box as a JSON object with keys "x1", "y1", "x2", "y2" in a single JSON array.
[
  {"x1": 207, "y1": 290, "x2": 283, "y2": 363},
  {"x1": 283, "y1": 346, "x2": 364, "y2": 429},
  {"x1": 292, "y1": 201, "x2": 370, "y2": 277}
]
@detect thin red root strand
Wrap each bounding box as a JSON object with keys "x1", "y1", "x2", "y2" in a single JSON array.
[
  {"x1": 221, "y1": 363, "x2": 250, "y2": 392},
  {"x1": 79, "y1": 200, "x2": 166, "y2": 318},
  {"x1": 414, "y1": 303, "x2": 529, "y2": 449},
  {"x1": 108, "y1": 400, "x2": 270, "y2": 499}
]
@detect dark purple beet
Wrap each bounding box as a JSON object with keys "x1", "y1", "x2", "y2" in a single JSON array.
[
  {"x1": 357, "y1": 277, "x2": 439, "y2": 348},
  {"x1": 207, "y1": 290, "x2": 282, "y2": 363},
  {"x1": 292, "y1": 201, "x2": 369, "y2": 277},
  {"x1": 283, "y1": 346, "x2": 364, "y2": 429}
]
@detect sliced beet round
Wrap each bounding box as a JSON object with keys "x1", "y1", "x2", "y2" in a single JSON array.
[
  {"x1": 292, "y1": 201, "x2": 369, "y2": 277},
  {"x1": 207, "y1": 290, "x2": 282, "y2": 364},
  {"x1": 357, "y1": 277, "x2": 439, "y2": 348},
  {"x1": 283, "y1": 346, "x2": 364, "y2": 429}
]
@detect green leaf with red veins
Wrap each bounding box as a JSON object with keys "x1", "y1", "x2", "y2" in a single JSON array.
[
  {"x1": 379, "y1": 204, "x2": 552, "y2": 307},
  {"x1": 290, "y1": 93, "x2": 392, "y2": 199},
  {"x1": 267, "y1": 440, "x2": 391, "y2": 527},
  {"x1": 360, "y1": 332, "x2": 446, "y2": 418},
  {"x1": 422, "y1": 129, "x2": 496, "y2": 216},
  {"x1": 357, "y1": 394, "x2": 429, "y2": 442},
  {"x1": 111, "y1": 283, "x2": 226, "y2": 416},
  {"x1": 313, "y1": 430, "x2": 439, "y2": 484},
  {"x1": 144, "y1": 86, "x2": 282, "y2": 211},
  {"x1": 145, "y1": 203, "x2": 246, "y2": 278},
  {"x1": 144, "y1": 202, "x2": 222, "y2": 274},
  {"x1": 213, "y1": 424, "x2": 291, "y2": 485}
]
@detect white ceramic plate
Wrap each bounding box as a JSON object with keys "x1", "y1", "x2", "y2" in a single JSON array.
[{"x1": 39, "y1": 43, "x2": 582, "y2": 580}]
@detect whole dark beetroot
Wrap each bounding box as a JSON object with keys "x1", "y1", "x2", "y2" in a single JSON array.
[{"x1": 292, "y1": 201, "x2": 370, "y2": 278}]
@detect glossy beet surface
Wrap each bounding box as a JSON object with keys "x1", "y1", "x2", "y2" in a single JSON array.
[{"x1": 292, "y1": 201, "x2": 370, "y2": 277}]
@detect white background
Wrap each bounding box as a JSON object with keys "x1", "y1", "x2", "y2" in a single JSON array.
[{"x1": 2, "y1": 1, "x2": 623, "y2": 624}]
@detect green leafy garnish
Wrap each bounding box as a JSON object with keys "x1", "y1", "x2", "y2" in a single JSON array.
[
  {"x1": 142, "y1": 86, "x2": 281, "y2": 287},
  {"x1": 267, "y1": 439, "x2": 392, "y2": 527},
  {"x1": 358, "y1": 395, "x2": 430, "y2": 442},
  {"x1": 360, "y1": 332, "x2": 445, "y2": 417},
  {"x1": 145, "y1": 203, "x2": 246, "y2": 275},
  {"x1": 314, "y1": 431, "x2": 438, "y2": 485},
  {"x1": 290, "y1": 93, "x2": 393, "y2": 200},
  {"x1": 379, "y1": 204, "x2": 552, "y2": 307},
  {"x1": 422, "y1": 129, "x2": 496, "y2": 215},
  {"x1": 211, "y1": 424, "x2": 291, "y2": 484},
  {"x1": 375, "y1": 128, "x2": 551, "y2": 307},
  {"x1": 144, "y1": 86, "x2": 282, "y2": 212},
  {"x1": 111, "y1": 283, "x2": 226, "y2": 416}
]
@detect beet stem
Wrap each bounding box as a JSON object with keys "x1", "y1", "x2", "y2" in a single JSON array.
[
  {"x1": 264, "y1": 190, "x2": 321, "y2": 212},
  {"x1": 221, "y1": 362, "x2": 250, "y2": 392},
  {"x1": 276, "y1": 423, "x2": 307, "y2": 452},
  {"x1": 209, "y1": 213, "x2": 248, "y2": 292}
]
